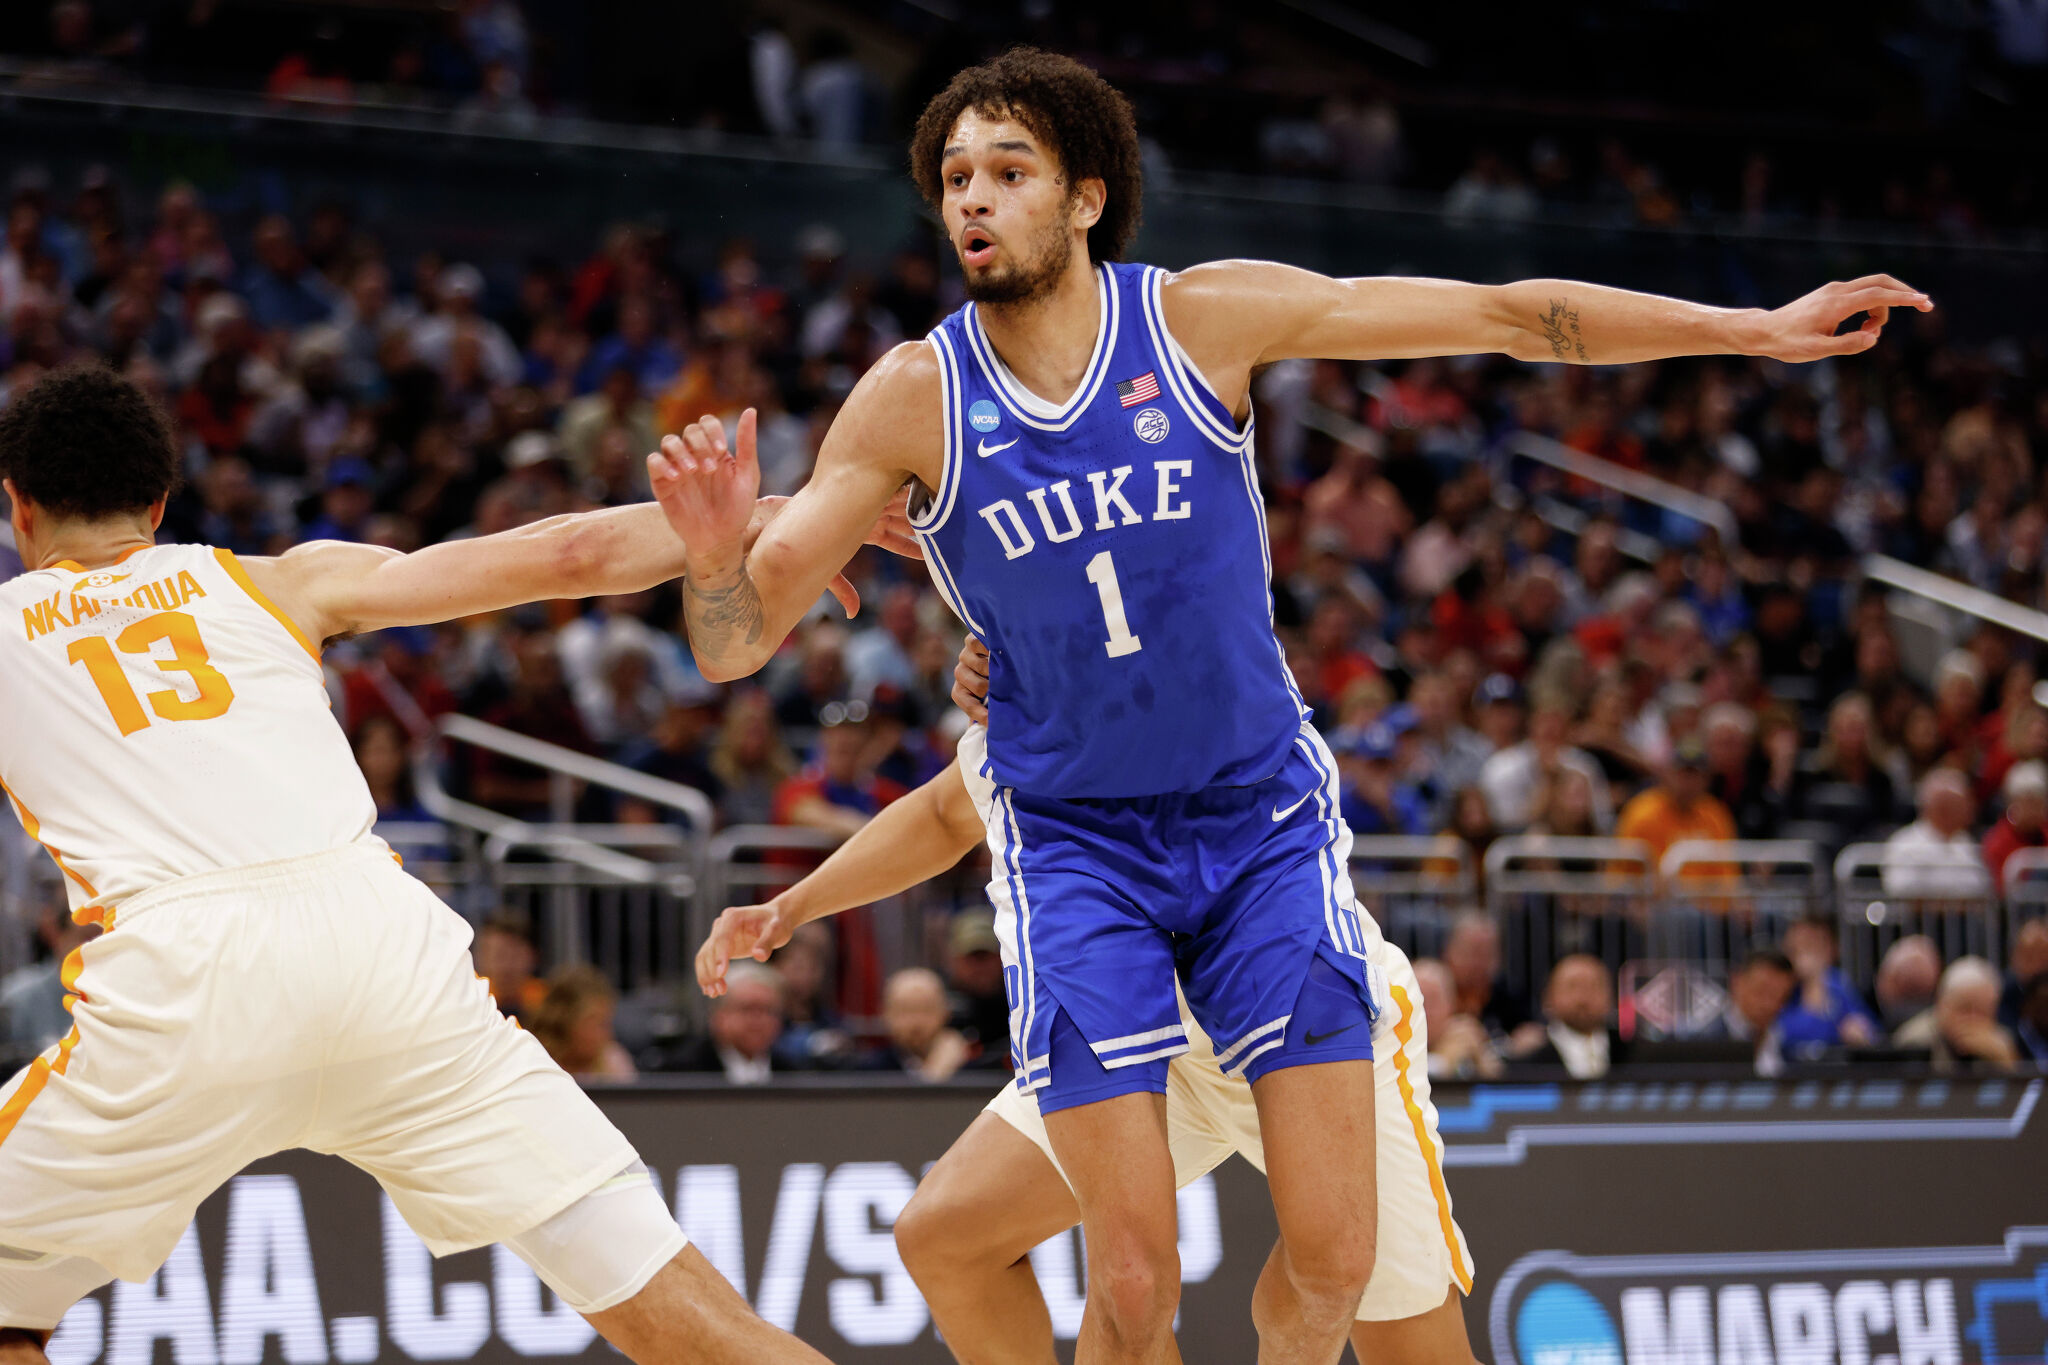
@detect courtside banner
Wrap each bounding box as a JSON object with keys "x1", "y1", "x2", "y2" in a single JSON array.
[{"x1": 39, "y1": 1075, "x2": 2045, "y2": 1364}]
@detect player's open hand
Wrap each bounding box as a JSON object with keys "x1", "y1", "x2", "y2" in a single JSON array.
[
  {"x1": 650, "y1": 409, "x2": 762, "y2": 563},
  {"x1": 1752, "y1": 275, "x2": 1931, "y2": 362},
  {"x1": 868, "y1": 487, "x2": 924, "y2": 560},
  {"x1": 952, "y1": 635, "x2": 990, "y2": 724},
  {"x1": 696, "y1": 900, "x2": 800, "y2": 996}
]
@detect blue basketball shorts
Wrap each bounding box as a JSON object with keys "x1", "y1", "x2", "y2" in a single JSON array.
[{"x1": 958, "y1": 722, "x2": 1387, "y2": 1115}]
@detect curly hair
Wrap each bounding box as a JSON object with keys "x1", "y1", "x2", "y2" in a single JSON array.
[
  {"x1": 909, "y1": 47, "x2": 1143, "y2": 263},
  {"x1": 0, "y1": 363, "x2": 180, "y2": 519}
]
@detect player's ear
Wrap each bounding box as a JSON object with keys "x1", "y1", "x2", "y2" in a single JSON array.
[
  {"x1": 3, "y1": 478, "x2": 28, "y2": 539},
  {"x1": 147, "y1": 493, "x2": 168, "y2": 533},
  {"x1": 1072, "y1": 177, "x2": 1106, "y2": 231}
]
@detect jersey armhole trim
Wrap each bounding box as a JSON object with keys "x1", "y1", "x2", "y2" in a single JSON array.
[
  {"x1": 0, "y1": 776, "x2": 99, "y2": 901},
  {"x1": 1142, "y1": 269, "x2": 1253, "y2": 454},
  {"x1": 213, "y1": 548, "x2": 321, "y2": 661},
  {"x1": 910, "y1": 332, "x2": 964, "y2": 534}
]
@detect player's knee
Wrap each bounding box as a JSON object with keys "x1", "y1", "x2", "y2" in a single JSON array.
[
  {"x1": 1088, "y1": 1239, "x2": 1180, "y2": 1340},
  {"x1": 1281, "y1": 1232, "x2": 1376, "y2": 1318},
  {"x1": 892, "y1": 1183, "x2": 960, "y2": 1280}
]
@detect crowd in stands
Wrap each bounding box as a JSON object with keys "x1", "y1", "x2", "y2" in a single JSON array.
[
  {"x1": 5, "y1": 1, "x2": 2045, "y2": 241},
  {"x1": 3, "y1": 161, "x2": 2048, "y2": 1079}
]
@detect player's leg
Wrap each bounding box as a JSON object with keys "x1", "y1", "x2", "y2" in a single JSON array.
[
  {"x1": 1249, "y1": 1059, "x2": 1379, "y2": 1364},
  {"x1": 895, "y1": 1111, "x2": 1079, "y2": 1364},
  {"x1": 324, "y1": 860, "x2": 830, "y2": 1363},
  {"x1": 1042, "y1": 1086, "x2": 1184, "y2": 1365},
  {"x1": 1347, "y1": 951, "x2": 1478, "y2": 1364},
  {"x1": 1348, "y1": 1288, "x2": 1481, "y2": 1365},
  {"x1": 577, "y1": 1246, "x2": 832, "y2": 1365}
]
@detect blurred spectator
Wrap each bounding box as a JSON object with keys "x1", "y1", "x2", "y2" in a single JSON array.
[
  {"x1": 710, "y1": 690, "x2": 798, "y2": 826},
  {"x1": 1983, "y1": 760, "x2": 2048, "y2": 891},
  {"x1": 1883, "y1": 768, "x2": 1992, "y2": 897},
  {"x1": 472, "y1": 910, "x2": 542, "y2": 1025},
  {"x1": 1793, "y1": 692, "x2": 1901, "y2": 843},
  {"x1": 845, "y1": 584, "x2": 921, "y2": 702},
  {"x1": 2001, "y1": 920, "x2": 2048, "y2": 1030},
  {"x1": 1337, "y1": 721, "x2": 1428, "y2": 836},
  {"x1": 1702, "y1": 948, "x2": 1796, "y2": 1076},
  {"x1": 1414, "y1": 956, "x2": 1503, "y2": 1080},
  {"x1": 944, "y1": 909, "x2": 1009, "y2": 1067},
  {"x1": 240, "y1": 214, "x2": 337, "y2": 331},
  {"x1": 772, "y1": 700, "x2": 907, "y2": 838},
  {"x1": 2013, "y1": 972, "x2": 2048, "y2": 1066},
  {"x1": 531, "y1": 965, "x2": 638, "y2": 1083},
  {"x1": 1615, "y1": 739, "x2": 1737, "y2": 870},
  {"x1": 1777, "y1": 914, "x2": 1880, "y2": 1058},
  {"x1": 1702, "y1": 702, "x2": 1794, "y2": 838},
  {"x1": 1479, "y1": 697, "x2": 1613, "y2": 832},
  {"x1": 351, "y1": 714, "x2": 434, "y2": 823},
  {"x1": 1895, "y1": 957, "x2": 2019, "y2": 1073},
  {"x1": 1873, "y1": 935, "x2": 1943, "y2": 1037},
  {"x1": 770, "y1": 923, "x2": 851, "y2": 1069},
  {"x1": 469, "y1": 627, "x2": 595, "y2": 815},
  {"x1": 410, "y1": 263, "x2": 521, "y2": 387},
  {"x1": 675, "y1": 961, "x2": 788, "y2": 1083},
  {"x1": 0, "y1": 908, "x2": 97, "y2": 1057},
  {"x1": 1514, "y1": 954, "x2": 1623, "y2": 1079},
  {"x1": 1442, "y1": 912, "x2": 1541, "y2": 1053},
  {"x1": 863, "y1": 967, "x2": 969, "y2": 1081}
]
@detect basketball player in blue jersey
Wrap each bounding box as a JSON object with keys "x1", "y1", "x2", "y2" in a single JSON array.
[{"x1": 651, "y1": 49, "x2": 1930, "y2": 1365}]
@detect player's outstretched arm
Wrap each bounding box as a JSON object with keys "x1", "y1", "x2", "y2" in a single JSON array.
[
  {"x1": 696, "y1": 757, "x2": 984, "y2": 995},
  {"x1": 1164, "y1": 260, "x2": 1934, "y2": 380},
  {"x1": 242, "y1": 494, "x2": 914, "y2": 648},
  {"x1": 655, "y1": 342, "x2": 941, "y2": 683}
]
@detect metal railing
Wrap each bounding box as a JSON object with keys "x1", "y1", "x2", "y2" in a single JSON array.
[
  {"x1": 1501, "y1": 434, "x2": 1742, "y2": 545},
  {"x1": 1348, "y1": 836, "x2": 1476, "y2": 964},
  {"x1": 1833, "y1": 842, "x2": 2001, "y2": 989},
  {"x1": 1484, "y1": 836, "x2": 1655, "y2": 1001},
  {"x1": 1657, "y1": 839, "x2": 1829, "y2": 975}
]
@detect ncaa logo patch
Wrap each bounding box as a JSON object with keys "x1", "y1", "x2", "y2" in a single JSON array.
[
  {"x1": 968, "y1": 400, "x2": 1002, "y2": 433},
  {"x1": 1133, "y1": 408, "x2": 1171, "y2": 444}
]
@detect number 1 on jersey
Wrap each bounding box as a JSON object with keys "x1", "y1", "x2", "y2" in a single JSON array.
[{"x1": 1085, "y1": 550, "x2": 1143, "y2": 658}]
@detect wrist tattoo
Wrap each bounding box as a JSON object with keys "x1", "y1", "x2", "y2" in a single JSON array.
[
  {"x1": 685, "y1": 563, "x2": 765, "y2": 654},
  {"x1": 1540, "y1": 298, "x2": 1589, "y2": 362}
]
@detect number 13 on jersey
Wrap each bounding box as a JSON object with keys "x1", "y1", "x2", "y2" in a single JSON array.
[{"x1": 68, "y1": 611, "x2": 236, "y2": 736}]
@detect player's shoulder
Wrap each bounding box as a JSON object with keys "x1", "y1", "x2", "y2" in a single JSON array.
[
  {"x1": 830, "y1": 340, "x2": 945, "y2": 457},
  {"x1": 1158, "y1": 258, "x2": 1299, "y2": 305}
]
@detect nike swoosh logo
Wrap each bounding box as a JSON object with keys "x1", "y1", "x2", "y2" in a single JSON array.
[
  {"x1": 1271, "y1": 791, "x2": 1314, "y2": 822},
  {"x1": 1303, "y1": 1023, "x2": 1357, "y2": 1046},
  {"x1": 977, "y1": 437, "x2": 1019, "y2": 458}
]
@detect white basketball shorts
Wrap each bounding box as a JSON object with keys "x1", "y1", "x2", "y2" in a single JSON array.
[
  {"x1": 986, "y1": 939, "x2": 1474, "y2": 1321},
  {"x1": 0, "y1": 842, "x2": 644, "y2": 1324}
]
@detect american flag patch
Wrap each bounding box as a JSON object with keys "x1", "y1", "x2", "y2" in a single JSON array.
[{"x1": 1116, "y1": 371, "x2": 1161, "y2": 408}]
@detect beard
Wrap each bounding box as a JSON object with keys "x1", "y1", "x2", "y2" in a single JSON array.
[{"x1": 961, "y1": 212, "x2": 1075, "y2": 306}]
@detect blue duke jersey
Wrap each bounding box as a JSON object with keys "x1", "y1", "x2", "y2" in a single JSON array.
[{"x1": 912, "y1": 261, "x2": 1306, "y2": 799}]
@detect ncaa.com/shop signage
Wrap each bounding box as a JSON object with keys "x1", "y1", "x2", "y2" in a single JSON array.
[{"x1": 35, "y1": 1076, "x2": 2048, "y2": 1364}]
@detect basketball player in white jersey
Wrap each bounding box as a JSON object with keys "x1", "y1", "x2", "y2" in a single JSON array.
[
  {"x1": 693, "y1": 735, "x2": 1477, "y2": 1365},
  {"x1": 0, "y1": 364, "x2": 905, "y2": 1365}
]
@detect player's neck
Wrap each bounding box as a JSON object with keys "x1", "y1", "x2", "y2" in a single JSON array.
[
  {"x1": 29, "y1": 525, "x2": 155, "y2": 572},
  {"x1": 974, "y1": 253, "x2": 1103, "y2": 405}
]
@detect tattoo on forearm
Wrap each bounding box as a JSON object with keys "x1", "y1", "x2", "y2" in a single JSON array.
[
  {"x1": 685, "y1": 564, "x2": 765, "y2": 657},
  {"x1": 1539, "y1": 298, "x2": 1589, "y2": 362}
]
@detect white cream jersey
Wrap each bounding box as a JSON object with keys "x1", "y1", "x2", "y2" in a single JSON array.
[{"x1": 0, "y1": 543, "x2": 379, "y2": 912}]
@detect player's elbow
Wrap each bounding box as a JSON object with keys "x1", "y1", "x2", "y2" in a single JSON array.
[{"x1": 548, "y1": 519, "x2": 612, "y2": 595}]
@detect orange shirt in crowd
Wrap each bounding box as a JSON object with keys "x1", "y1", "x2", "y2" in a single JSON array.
[{"x1": 1616, "y1": 787, "x2": 1737, "y2": 873}]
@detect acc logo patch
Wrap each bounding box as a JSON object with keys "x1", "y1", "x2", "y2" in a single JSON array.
[{"x1": 1133, "y1": 408, "x2": 1171, "y2": 444}]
